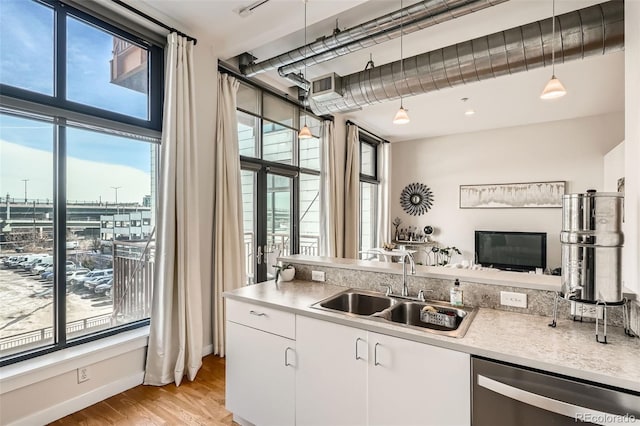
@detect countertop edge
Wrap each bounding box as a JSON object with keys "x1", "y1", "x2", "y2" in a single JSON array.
[{"x1": 223, "y1": 288, "x2": 639, "y2": 393}]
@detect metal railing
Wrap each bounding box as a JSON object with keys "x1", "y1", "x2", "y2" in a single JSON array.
[
  {"x1": 243, "y1": 231, "x2": 320, "y2": 284},
  {"x1": 112, "y1": 240, "x2": 155, "y2": 322},
  {"x1": 0, "y1": 313, "x2": 112, "y2": 352}
]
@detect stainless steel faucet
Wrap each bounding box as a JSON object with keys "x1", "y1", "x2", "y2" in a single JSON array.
[{"x1": 401, "y1": 251, "x2": 416, "y2": 297}]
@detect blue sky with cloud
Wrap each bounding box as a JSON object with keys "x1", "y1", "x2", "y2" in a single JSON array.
[{"x1": 0, "y1": 0, "x2": 153, "y2": 185}]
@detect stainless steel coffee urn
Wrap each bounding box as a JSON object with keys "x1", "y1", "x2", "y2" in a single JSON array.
[{"x1": 560, "y1": 190, "x2": 624, "y2": 303}]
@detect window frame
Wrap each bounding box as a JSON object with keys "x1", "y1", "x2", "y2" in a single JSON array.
[
  {"x1": 358, "y1": 132, "x2": 381, "y2": 253},
  {"x1": 0, "y1": 0, "x2": 164, "y2": 132},
  {"x1": 0, "y1": 0, "x2": 163, "y2": 367},
  {"x1": 229, "y1": 70, "x2": 323, "y2": 282}
]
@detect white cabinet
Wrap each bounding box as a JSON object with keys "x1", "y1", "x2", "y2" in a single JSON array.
[
  {"x1": 295, "y1": 317, "x2": 470, "y2": 426},
  {"x1": 295, "y1": 316, "x2": 368, "y2": 426},
  {"x1": 368, "y1": 331, "x2": 470, "y2": 426},
  {"x1": 226, "y1": 300, "x2": 296, "y2": 426}
]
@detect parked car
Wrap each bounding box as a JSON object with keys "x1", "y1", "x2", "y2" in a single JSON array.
[
  {"x1": 85, "y1": 275, "x2": 112, "y2": 291},
  {"x1": 66, "y1": 241, "x2": 79, "y2": 250},
  {"x1": 41, "y1": 268, "x2": 55, "y2": 280},
  {"x1": 32, "y1": 258, "x2": 54, "y2": 274},
  {"x1": 74, "y1": 269, "x2": 113, "y2": 287},
  {"x1": 66, "y1": 269, "x2": 91, "y2": 286},
  {"x1": 3, "y1": 256, "x2": 19, "y2": 267},
  {"x1": 94, "y1": 278, "x2": 113, "y2": 295}
]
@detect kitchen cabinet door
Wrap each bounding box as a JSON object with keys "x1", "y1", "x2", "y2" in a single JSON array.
[
  {"x1": 295, "y1": 316, "x2": 368, "y2": 426},
  {"x1": 226, "y1": 321, "x2": 296, "y2": 426},
  {"x1": 368, "y1": 332, "x2": 471, "y2": 426}
]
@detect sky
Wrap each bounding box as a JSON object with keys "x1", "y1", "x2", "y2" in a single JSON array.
[{"x1": 0, "y1": 0, "x2": 154, "y2": 203}]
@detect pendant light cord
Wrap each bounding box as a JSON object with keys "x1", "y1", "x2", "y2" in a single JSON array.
[
  {"x1": 551, "y1": 0, "x2": 556, "y2": 76},
  {"x1": 303, "y1": 0, "x2": 308, "y2": 126},
  {"x1": 399, "y1": 0, "x2": 404, "y2": 107}
]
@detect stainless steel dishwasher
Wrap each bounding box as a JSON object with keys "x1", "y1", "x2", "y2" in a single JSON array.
[{"x1": 472, "y1": 357, "x2": 640, "y2": 425}]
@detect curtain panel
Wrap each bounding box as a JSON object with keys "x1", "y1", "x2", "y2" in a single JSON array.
[
  {"x1": 376, "y1": 142, "x2": 390, "y2": 247},
  {"x1": 344, "y1": 123, "x2": 360, "y2": 259},
  {"x1": 144, "y1": 33, "x2": 204, "y2": 387},
  {"x1": 212, "y1": 72, "x2": 246, "y2": 357},
  {"x1": 320, "y1": 120, "x2": 344, "y2": 257}
]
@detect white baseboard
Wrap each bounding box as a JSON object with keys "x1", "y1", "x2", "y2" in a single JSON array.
[
  {"x1": 202, "y1": 343, "x2": 214, "y2": 357},
  {"x1": 8, "y1": 372, "x2": 144, "y2": 426}
]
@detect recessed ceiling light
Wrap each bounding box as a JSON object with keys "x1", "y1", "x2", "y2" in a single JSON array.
[{"x1": 464, "y1": 109, "x2": 475, "y2": 116}]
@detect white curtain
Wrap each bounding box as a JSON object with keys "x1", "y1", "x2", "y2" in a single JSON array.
[
  {"x1": 320, "y1": 121, "x2": 344, "y2": 257},
  {"x1": 144, "y1": 33, "x2": 203, "y2": 387},
  {"x1": 213, "y1": 72, "x2": 246, "y2": 357},
  {"x1": 376, "y1": 142, "x2": 390, "y2": 247},
  {"x1": 344, "y1": 123, "x2": 360, "y2": 259}
]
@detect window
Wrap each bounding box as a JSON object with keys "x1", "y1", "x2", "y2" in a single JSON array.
[
  {"x1": 233, "y1": 78, "x2": 322, "y2": 284},
  {"x1": 359, "y1": 133, "x2": 380, "y2": 254},
  {"x1": 0, "y1": 0, "x2": 162, "y2": 365}
]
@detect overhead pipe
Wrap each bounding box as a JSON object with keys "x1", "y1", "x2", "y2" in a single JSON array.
[
  {"x1": 241, "y1": 0, "x2": 508, "y2": 78},
  {"x1": 310, "y1": 1, "x2": 624, "y2": 115}
]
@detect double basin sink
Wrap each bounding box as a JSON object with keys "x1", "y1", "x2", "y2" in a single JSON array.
[{"x1": 312, "y1": 289, "x2": 477, "y2": 338}]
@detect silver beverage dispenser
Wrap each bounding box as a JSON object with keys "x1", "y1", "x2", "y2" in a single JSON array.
[{"x1": 560, "y1": 190, "x2": 624, "y2": 303}]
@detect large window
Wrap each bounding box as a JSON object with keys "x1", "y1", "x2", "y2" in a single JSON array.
[
  {"x1": 234, "y1": 77, "x2": 322, "y2": 284},
  {"x1": 359, "y1": 134, "x2": 380, "y2": 255},
  {"x1": 0, "y1": 0, "x2": 162, "y2": 364}
]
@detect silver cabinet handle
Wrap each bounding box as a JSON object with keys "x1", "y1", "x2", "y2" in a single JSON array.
[
  {"x1": 284, "y1": 347, "x2": 294, "y2": 367},
  {"x1": 477, "y1": 375, "x2": 640, "y2": 426},
  {"x1": 374, "y1": 342, "x2": 381, "y2": 366},
  {"x1": 355, "y1": 337, "x2": 365, "y2": 360},
  {"x1": 249, "y1": 310, "x2": 266, "y2": 317}
]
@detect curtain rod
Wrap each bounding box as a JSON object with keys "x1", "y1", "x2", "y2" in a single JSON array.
[
  {"x1": 110, "y1": 0, "x2": 198, "y2": 45},
  {"x1": 345, "y1": 120, "x2": 390, "y2": 144}
]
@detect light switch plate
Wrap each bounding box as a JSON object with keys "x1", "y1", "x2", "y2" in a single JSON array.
[
  {"x1": 500, "y1": 291, "x2": 527, "y2": 308},
  {"x1": 311, "y1": 271, "x2": 326, "y2": 282}
]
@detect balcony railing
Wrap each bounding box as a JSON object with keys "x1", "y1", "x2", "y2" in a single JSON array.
[
  {"x1": 112, "y1": 240, "x2": 154, "y2": 322},
  {"x1": 243, "y1": 232, "x2": 320, "y2": 284}
]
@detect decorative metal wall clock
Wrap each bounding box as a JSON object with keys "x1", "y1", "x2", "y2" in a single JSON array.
[{"x1": 400, "y1": 182, "x2": 434, "y2": 216}]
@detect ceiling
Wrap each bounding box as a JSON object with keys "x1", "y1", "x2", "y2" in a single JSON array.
[{"x1": 133, "y1": 0, "x2": 625, "y2": 142}]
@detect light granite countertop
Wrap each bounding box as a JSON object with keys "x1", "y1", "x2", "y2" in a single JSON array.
[{"x1": 224, "y1": 280, "x2": 640, "y2": 393}]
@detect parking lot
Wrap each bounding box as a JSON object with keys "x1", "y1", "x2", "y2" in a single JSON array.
[{"x1": 0, "y1": 265, "x2": 113, "y2": 342}]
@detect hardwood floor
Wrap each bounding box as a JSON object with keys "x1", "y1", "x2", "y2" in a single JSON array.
[{"x1": 50, "y1": 355, "x2": 234, "y2": 426}]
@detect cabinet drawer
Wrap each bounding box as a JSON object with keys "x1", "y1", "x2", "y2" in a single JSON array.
[{"x1": 226, "y1": 298, "x2": 295, "y2": 339}]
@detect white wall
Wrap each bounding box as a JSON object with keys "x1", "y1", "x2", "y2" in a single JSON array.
[
  {"x1": 390, "y1": 113, "x2": 625, "y2": 269},
  {"x1": 603, "y1": 141, "x2": 625, "y2": 192},
  {"x1": 624, "y1": 0, "x2": 640, "y2": 294}
]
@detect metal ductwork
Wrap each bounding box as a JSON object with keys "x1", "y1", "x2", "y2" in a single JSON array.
[
  {"x1": 242, "y1": 0, "x2": 508, "y2": 78},
  {"x1": 310, "y1": 1, "x2": 624, "y2": 115}
]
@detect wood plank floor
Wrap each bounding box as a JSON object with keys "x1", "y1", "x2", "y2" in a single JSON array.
[{"x1": 50, "y1": 355, "x2": 234, "y2": 425}]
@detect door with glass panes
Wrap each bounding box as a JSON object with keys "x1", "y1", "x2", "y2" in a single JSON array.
[{"x1": 241, "y1": 166, "x2": 295, "y2": 284}]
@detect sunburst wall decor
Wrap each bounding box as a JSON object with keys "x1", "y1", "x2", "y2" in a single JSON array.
[{"x1": 400, "y1": 182, "x2": 434, "y2": 216}]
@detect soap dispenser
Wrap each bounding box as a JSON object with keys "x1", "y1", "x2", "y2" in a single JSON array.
[{"x1": 450, "y1": 279, "x2": 463, "y2": 307}]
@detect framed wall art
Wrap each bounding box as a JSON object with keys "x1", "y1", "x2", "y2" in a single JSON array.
[{"x1": 459, "y1": 181, "x2": 565, "y2": 209}]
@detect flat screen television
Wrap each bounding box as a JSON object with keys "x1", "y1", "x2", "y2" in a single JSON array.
[{"x1": 475, "y1": 231, "x2": 547, "y2": 272}]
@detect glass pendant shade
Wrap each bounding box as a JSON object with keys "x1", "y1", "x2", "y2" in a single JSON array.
[
  {"x1": 540, "y1": 75, "x2": 567, "y2": 100},
  {"x1": 299, "y1": 124, "x2": 312, "y2": 139},
  {"x1": 393, "y1": 106, "x2": 410, "y2": 124}
]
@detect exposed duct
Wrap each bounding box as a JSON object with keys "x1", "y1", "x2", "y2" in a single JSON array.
[
  {"x1": 242, "y1": 0, "x2": 508, "y2": 78},
  {"x1": 310, "y1": 1, "x2": 624, "y2": 115}
]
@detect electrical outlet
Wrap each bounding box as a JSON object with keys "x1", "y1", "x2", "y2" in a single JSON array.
[
  {"x1": 500, "y1": 291, "x2": 527, "y2": 308},
  {"x1": 77, "y1": 367, "x2": 90, "y2": 383},
  {"x1": 570, "y1": 301, "x2": 604, "y2": 320},
  {"x1": 311, "y1": 271, "x2": 326, "y2": 282}
]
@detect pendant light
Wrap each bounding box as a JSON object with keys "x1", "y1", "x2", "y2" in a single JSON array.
[
  {"x1": 393, "y1": 0, "x2": 410, "y2": 124},
  {"x1": 298, "y1": 0, "x2": 312, "y2": 139},
  {"x1": 540, "y1": 0, "x2": 567, "y2": 100}
]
